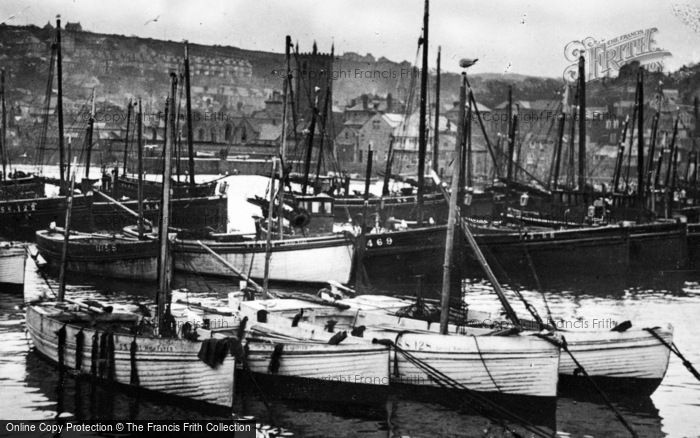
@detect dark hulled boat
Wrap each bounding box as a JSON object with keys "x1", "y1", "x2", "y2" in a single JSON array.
[{"x1": 359, "y1": 219, "x2": 688, "y2": 295}]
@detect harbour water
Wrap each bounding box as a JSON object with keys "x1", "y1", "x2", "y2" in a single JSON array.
[{"x1": 2, "y1": 174, "x2": 699, "y2": 437}]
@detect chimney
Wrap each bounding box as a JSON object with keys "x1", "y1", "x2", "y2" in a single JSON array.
[{"x1": 361, "y1": 94, "x2": 369, "y2": 110}]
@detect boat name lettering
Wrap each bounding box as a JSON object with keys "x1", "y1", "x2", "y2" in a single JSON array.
[
  {"x1": 366, "y1": 237, "x2": 392, "y2": 248},
  {"x1": 0, "y1": 201, "x2": 38, "y2": 214},
  {"x1": 118, "y1": 342, "x2": 175, "y2": 352},
  {"x1": 95, "y1": 243, "x2": 118, "y2": 253}
]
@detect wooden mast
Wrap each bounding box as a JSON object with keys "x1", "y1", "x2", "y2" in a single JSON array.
[
  {"x1": 278, "y1": 35, "x2": 292, "y2": 239},
  {"x1": 646, "y1": 112, "x2": 659, "y2": 191},
  {"x1": 506, "y1": 86, "x2": 513, "y2": 180},
  {"x1": 416, "y1": 0, "x2": 429, "y2": 226},
  {"x1": 57, "y1": 163, "x2": 76, "y2": 302},
  {"x1": 578, "y1": 56, "x2": 586, "y2": 190},
  {"x1": 263, "y1": 158, "x2": 277, "y2": 296},
  {"x1": 612, "y1": 116, "x2": 629, "y2": 192},
  {"x1": 439, "y1": 71, "x2": 465, "y2": 335},
  {"x1": 184, "y1": 41, "x2": 196, "y2": 191},
  {"x1": 551, "y1": 112, "x2": 566, "y2": 190},
  {"x1": 137, "y1": 99, "x2": 145, "y2": 239},
  {"x1": 56, "y1": 16, "x2": 66, "y2": 191},
  {"x1": 0, "y1": 69, "x2": 6, "y2": 180},
  {"x1": 84, "y1": 90, "x2": 95, "y2": 179},
  {"x1": 157, "y1": 74, "x2": 177, "y2": 336},
  {"x1": 637, "y1": 68, "x2": 644, "y2": 201},
  {"x1": 122, "y1": 100, "x2": 132, "y2": 176},
  {"x1": 301, "y1": 89, "x2": 319, "y2": 195},
  {"x1": 432, "y1": 46, "x2": 441, "y2": 174}
]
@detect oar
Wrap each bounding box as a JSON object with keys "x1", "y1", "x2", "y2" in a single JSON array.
[{"x1": 196, "y1": 240, "x2": 266, "y2": 295}]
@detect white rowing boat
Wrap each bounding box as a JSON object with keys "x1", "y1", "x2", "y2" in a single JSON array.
[
  {"x1": 237, "y1": 299, "x2": 560, "y2": 399},
  {"x1": 26, "y1": 303, "x2": 236, "y2": 408}
]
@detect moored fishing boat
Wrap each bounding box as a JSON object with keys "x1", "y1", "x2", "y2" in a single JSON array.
[
  {"x1": 35, "y1": 229, "x2": 161, "y2": 281},
  {"x1": 26, "y1": 71, "x2": 236, "y2": 410},
  {"x1": 359, "y1": 218, "x2": 688, "y2": 294},
  {"x1": 0, "y1": 241, "x2": 26, "y2": 292},
  {"x1": 25, "y1": 303, "x2": 236, "y2": 408},
  {"x1": 173, "y1": 232, "x2": 354, "y2": 284},
  {"x1": 238, "y1": 298, "x2": 560, "y2": 399}
]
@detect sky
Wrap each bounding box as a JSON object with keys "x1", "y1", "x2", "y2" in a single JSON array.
[{"x1": 2, "y1": 0, "x2": 700, "y2": 78}]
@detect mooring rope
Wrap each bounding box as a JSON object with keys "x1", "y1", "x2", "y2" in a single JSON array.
[
  {"x1": 373, "y1": 338, "x2": 552, "y2": 438},
  {"x1": 644, "y1": 327, "x2": 700, "y2": 381},
  {"x1": 535, "y1": 334, "x2": 639, "y2": 438}
]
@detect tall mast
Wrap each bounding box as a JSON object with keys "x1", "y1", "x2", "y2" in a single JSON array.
[
  {"x1": 57, "y1": 162, "x2": 76, "y2": 303},
  {"x1": 301, "y1": 89, "x2": 319, "y2": 195},
  {"x1": 440, "y1": 71, "x2": 465, "y2": 335},
  {"x1": 432, "y1": 46, "x2": 441, "y2": 174},
  {"x1": 137, "y1": 99, "x2": 144, "y2": 239},
  {"x1": 637, "y1": 68, "x2": 644, "y2": 201},
  {"x1": 646, "y1": 112, "x2": 659, "y2": 192},
  {"x1": 506, "y1": 86, "x2": 513, "y2": 179},
  {"x1": 416, "y1": 0, "x2": 429, "y2": 225},
  {"x1": 85, "y1": 89, "x2": 95, "y2": 179},
  {"x1": 666, "y1": 117, "x2": 679, "y2": 188},
  {"x1": 466, "y1": 98, "x2": 473, "y2": 187},
  {"x1": 577, "y1": 56, "x2": 586, "y2": 190},
  {"x1": 551, "y1": 112, "x2": 566, "y2": 190},
  {"x1": 157, "y1": 74, "x2": 177, "y2": 336},
  {"x1": 122, "y1": 100, "x2": 132, "y2": 175},
  {"x1": 1, "y1": 69, "x2": 6, "y2": 180},
  {"x1": 612, "y1": 116, "x2": 629, "y2": 192},
  {"x1": 263, "y1": 158, "x2": 277, "y2": 295},
  {"x1": 184, "y1": 41, "x2": 196, "y2": 190},
  {"x1": 506, "y1": 87, "x2": 515, "y2": 180},
  {"x1": 278, "y1": 35, "x2": 292, "y2": 239},
  {"x1": 56, "y1": 16, "x2": 65, "y2": 191}
]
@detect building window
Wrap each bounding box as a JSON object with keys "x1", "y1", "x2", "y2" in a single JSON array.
[
  {"x1": 241, "y1": 126, "x2": 247, "y2": 142},
  {"x1": 198, "y1": 129, "x2": 205, "y2": 141},
  {"x1": 211, "y1": 128, "x2": 217, "y2": 143},
  {"x1": 151, "y1": 128, "x2": 157, "y2": 141},
  {"x1": 372, "y1": 120, "x2": 381, "y2": 130},
  {"x1": 359, "y1": 149, "x2": 363, "y2": 163},
  {"x1": 225, "y1": 124, "x2": 233, "y2": 142}
]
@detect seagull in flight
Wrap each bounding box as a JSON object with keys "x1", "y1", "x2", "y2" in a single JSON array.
[
  {"x1": 1, "y1": 6, "x2": 30, "y2": 25},
  {"x1": 144, "y1": 15, "x2": 160, "y2": 25}
]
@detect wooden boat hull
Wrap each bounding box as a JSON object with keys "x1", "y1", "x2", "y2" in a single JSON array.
[
  {"x1": 0, "y1": 194, "x2": 92, "y2": 241},
  {"x1": 174, "y1": 234, "x2": 354, "y2": 284},
  {"x1": 35, "y1": 230, "x2": 161, "y2": 281},
  {"x1": 25, "y1": 304, "x2": 235, "y2": 408},
  {"x1": 113, "y1": 175, "x2": 219, "y2": 199},
  {"x1": 361, "y1": 221, "x2": 688, "y2": 294},
  {"x1": 91, "y1": 195, "x2": 228, "y2": 233},
  {"x1": 333, "y1": 192, "x2": 447, "y2": 223},
  {"x1": 390, "y1": 332, "x2": 559, "y2": 398},
  {"x1": 243, "y1": 338, "x2": 390, "y2": 387},
  {"x1": 557, "y1": 326, "x2": 673, "y2": 396},
  {"x1": 0, "y1": 243, "x2": 26, "y2": 292},
  {"x1": 239, "y1": 300, "x2": 559, "y2": 399}
]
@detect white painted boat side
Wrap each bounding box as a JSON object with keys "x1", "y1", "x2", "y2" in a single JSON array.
[
  {"x1": 175, "y1": 237, "x2": 353, "y2": 283},
  {"x1": 26, "y1": 304, "x2": 235, "y2": 408}
]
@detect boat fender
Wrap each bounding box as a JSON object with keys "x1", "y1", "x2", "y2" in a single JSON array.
[
  {"x1": 90, "y1": 332, "x2": 99, "y2": 377},
  {"x1": 229, "y1": 338, "x2": 246, "y2": 363},
  {"x1": 57, "y1": 324, "x2": 67, "y2": 371},
  {"x1": 328, "y1": 331, "x2": 347, "y2": 345},
  {"x1": 351, "y1": 326, "x2": 366, "y2": 337},
  {"x1": 268, "y1": 344, "x2": 284, "y2": 374},
  {"x1": 610, "y1": 320, "x2": 632, "y2": 332},
  {"x1": 291, "y1": 310, "x2": 304, "y2": 327},
  {"x1": 130, "y1": 337, "x2": 139, "y2": 386},
  {"x1": 75, "y1": 329, "x2": 84, "y2": 371},
  {"x1": 237, "y1": 316, "x2": 248, "y2": 339},
  {"x1": 257, "y1": 310, "x2": 268, "y2": 323},
  {"x1": 371, "y1": 338, "x2": 393, "y2": 347},
  {"x1": 291, "y1": 209, "x2": 311, "y2": 228},
  {"x1": 324, "y1": 320, "x2": 338, "y2": 332}
]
